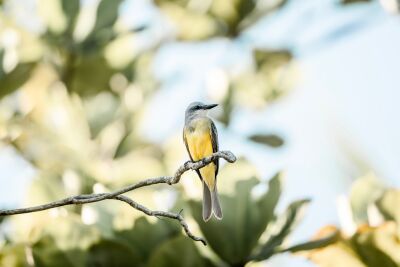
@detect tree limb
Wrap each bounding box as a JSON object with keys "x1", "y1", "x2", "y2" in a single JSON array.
[{"x1": 0, "y1": 151, "x2": 237, "y2": 245}]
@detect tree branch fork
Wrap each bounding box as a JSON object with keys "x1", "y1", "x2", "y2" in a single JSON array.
[{"x1": 0, "y1": 151, "x2": 237, "y2": 246}]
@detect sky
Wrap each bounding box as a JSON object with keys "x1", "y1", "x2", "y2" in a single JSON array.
[{"x1": 1, "y1": 0, "x2": 400, "y2": 266}]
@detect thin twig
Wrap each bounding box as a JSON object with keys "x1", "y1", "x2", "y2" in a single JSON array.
[
  {"x1": 114, "y1": 195, "x2": 206, "y2": 245},
  {"x1": 0, "y1": 151, "x2": 236, "y2": 245}
]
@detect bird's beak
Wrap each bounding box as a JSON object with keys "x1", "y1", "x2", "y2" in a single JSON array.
[{"x1": 204, "y1": 103, "x2": 218, "y2": 110}]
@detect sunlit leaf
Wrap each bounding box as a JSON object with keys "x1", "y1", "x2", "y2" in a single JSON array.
[
  {"x1": 230, "y1": 48, "x2": 294, "y2": 109},
  {"x1": 113, "y1": 216, "x2": 181, "y2": 263},
  {"x1": 0, "y1": 60, "x2": 35, "y2": 99},
  {"x1": 66, "y1": 54, "x2": 115, "y2": 96},
  {"x1": 301, "y1": 222, "x2": 400, "y2": 267},
  {"x1": 253, "y1": 49, "x2": 292, "y2": 70},
  {"x1": 93, "y1": 0, "x2": 123, "y2": 34},
  {"x1": 147, "y1": 236, "x2": 214, "y2": 267},
  {"x1": 83, "y1": 92, "x2": 120, "y2": 137},
  {"x1": 190, "y1": 176, "x2": 281, "y2": 265},
  {"x1": 86, "y1": 239, "x2": 142, "y2": 267},
  {"x1": 32, "y1": 235, "x2": 85, "y2": 267},
  {"x1": 61, "y1": 0, "x2": 80, "y2": 34},
  {"x1": 249, "y1": 134, "x2": 284, "y2": 148},
  {"x1": 341, "y1": 0, "x2": 371, "y2": 4},
  {"x1": 299, "y1": 226, "x2": 367, "y2": 267},
  {"x1": 239, "y1": 0, "x2": 288, "y2": 30},
  {"x1": 27, "y1": 173, "x2": 68, "y2": 205},
  {"x1": 279, "y1": 227, "x2": 340, "y2": 253},
  {"x1": 350, "y1": 225, "x2": 398, "y2": 267},
  {"x1": 82, "y1": 0, "x2": 124, "y2": 48},
  {"x1": 253, "y1": 173, "x2": 282, "y2": 245},
  {"x1": 217, "y1": 86, "x2": 233, "y2": 126},
  {"x1": 209, "y1": 0, "x2": 257, "y2": 37},
  {"x1": 155, "y1": 0, "x2": 289, "y2": 39},
  {"x1": 376, "y1": 189, "x2": 400, "y2": 223},
  {"x1": 252, "y1": 199, "x2": 310, "y2": 261},
  {"x1": 44, "y1": 216, "x2": 101, "y2": 251},
  {"x1": 0, "y1": 244, "x2": 30, "y2": 267},
  {"x1": 154, "y1": 2, "x2": 222, "y2": 40},
  {"x1": 363, "y1": 222, "x2": 400, "y2": 264},
  {"x1": 350, "y1": 173, "x2": 385, "y2": 224}
]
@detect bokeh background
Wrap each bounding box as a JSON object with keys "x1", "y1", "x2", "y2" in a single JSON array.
[{"x1": 1, "y1": 0, "x2": 400, "y2": 266}]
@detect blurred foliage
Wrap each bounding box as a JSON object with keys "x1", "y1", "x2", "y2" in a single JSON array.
[
  {"x1": 0, "y1": 0, "x2": 374, "y2": 266},
  {"x1": 220, "y1": 48, "x2": 294, "y2": 125},
  {"x1": 0, "y1": 215, "x2": 192, "y2": 267},
  {"x1": 248, "y1": 133, "x2": 284, "y2": 148},
  {"x1": 0, "y1": 174, "x2": 314, "y2": 267},
  {"x1": 0, "y1": 51, "x2": 35, "y2": 99},
  {"x1": 154, "y1": 0, "x2": 288, "y2": 39},
  {"x1": 190, "y1": 174, "x2": 312, "y2": 266},
  {"x1": 341, "y1": 0, "x2": 372, "y2": 4},
  {"x1": 299, "y1": 175, "x2": 400, "y2": 267}
]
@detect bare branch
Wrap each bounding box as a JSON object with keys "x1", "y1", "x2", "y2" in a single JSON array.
[
  {"x1": 114, "y1": 195, "x2": 207, "y2": 245},
  {"x1": 0, "y1": 151, "x2": 236, "y2": 245}
]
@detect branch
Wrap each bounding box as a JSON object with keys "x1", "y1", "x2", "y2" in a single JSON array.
[{"x1": 0, "y1": 151, "x2": 237, "y2": 245}]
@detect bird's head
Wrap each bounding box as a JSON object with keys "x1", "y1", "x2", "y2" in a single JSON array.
[{"x1": 185, "y1": 102, "x2": 218, "y2": 120}]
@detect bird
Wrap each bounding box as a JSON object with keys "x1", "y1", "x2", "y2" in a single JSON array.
[{"x1": 183, "y1": 101, "x2": 222, "y2": 221}]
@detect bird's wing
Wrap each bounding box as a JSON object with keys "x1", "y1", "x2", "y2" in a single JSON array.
[
  {"x1": 183, "y1": 129, "x2": 193, "y2": 161},
  {"x1": 210, "y1": 120, "x2": 219, "y2": 176}
]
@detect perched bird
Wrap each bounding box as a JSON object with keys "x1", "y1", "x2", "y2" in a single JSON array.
[{"x1": 183, "y1": 102, "x2": 222, "y2": 221}]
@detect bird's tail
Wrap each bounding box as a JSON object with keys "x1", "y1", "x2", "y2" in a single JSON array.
[
  {"x1": 202, "y1": 181, "x2": 212, "y2": 221},
  {"x1": 211, "y1": 185, "x2": 223, "y2": 220},
  {"x1": 202, "y1": 181, "x2": 223, "y2": 221}
]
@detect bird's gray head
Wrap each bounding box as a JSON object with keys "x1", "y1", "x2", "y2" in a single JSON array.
[{"x1": 185, "y1": 102, "x2": 218, "y2": 122}]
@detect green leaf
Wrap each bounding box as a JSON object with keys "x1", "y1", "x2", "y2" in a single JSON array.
[
  {"x1": 366, "y1": 222, "x2": 400, "y2": 264},
  {"x1": 252, "y1": 199, "x2": 310, "y2": 261},
  {"x1": 304, "y1": 223, "x2": 400, "y2": 267},
  {"x1": 253, "y1": 173, "x2": 282, "y2": 246},
  {"x1": 86, "y1": 239, "x2": 142, "y2": 267},
  {"x1": 351, "y1": 229, "x2": 398, "y2": 267},
  {"x1": 350, "y1": 174, "x2": 385, "y2": 224},
  {"x1": 0, "y1": 244, "x2": 31, "y2": 267},
  {"x1": 83, "y1": 92, "x2": 120, "y2": 137},
  {"x1": 32, "y1": 235, "x2": 85, "y2": 267},
  {"x1": 239, "y1": 0, "x2": 288, "y2": 31},
  {"x1": 113, "y1": 217, "x2": 181, "y2": 263},
  {"x1": 278, "y1": 229, "x2": 340, "y2": 253},
  {"x1": 42, "y1": 216, "x2": 101, "y2": 251},
  {"x1": 376, "y1": 189, "x2": 400, "y2": 223},
  {"x1": 61, "y1": 0, "x2": 80, "y2": 34},
  {"x1": 190, "y1": 176, "x2": 281, "y2": 265},
  {"x1": 305, "y1": 240, "x2": 367, "y2": 267},
  {"x1": 155, "y1": 0, "x2": 289, "y2": 39},
  {"x1": 341, "y1": 0, "x2": 371, "y2": 4},
  {"x1": 216, "y1": 86, "x2": 233, "y2": 126},
  {"x1": 27, "y1": 173, "x2": 67, "y2": 205},
  {"x1": 83, "y1": 0, "x2": 123, "y2": 48},
  {"x1": 248, "y1": 134, "x2": 284, "y2": 148},
  {"x1": 93, "y1": 0, "x2": 123, "y2": 34},
  {"x1": 253, "y1": 49, "x2": 292, "y2": 70},
  {"x1": 335, "y1": 223, "x2": 400, "y2": 267},
  {"x1": 0, "y1": 60, "x2": 35, "y2": 99},
  {"x1": 147, "y1": 236, "x2": 214, "y2": 267},
  {"x1": 114, "y1": 131, "x2": 135, "y2": 158},
  {"x1": 66, "y1": 54, "x2": 115, "y2": 96},
  {"x1": 236, "y1": 0, "x2": 257, "y2": 22}
]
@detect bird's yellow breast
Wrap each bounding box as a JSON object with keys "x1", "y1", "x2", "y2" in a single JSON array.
[{"x1": 184, "y1": 118, "x2": 215, "y2": 189}]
